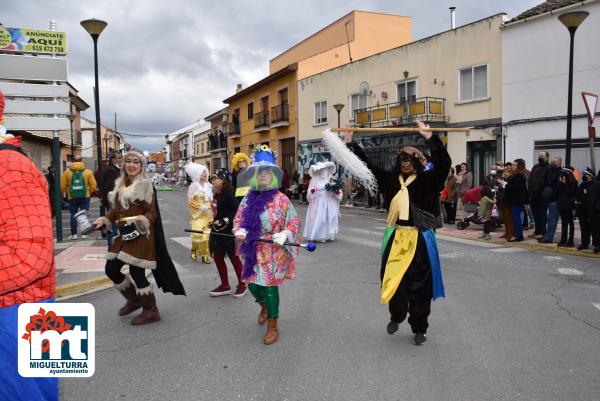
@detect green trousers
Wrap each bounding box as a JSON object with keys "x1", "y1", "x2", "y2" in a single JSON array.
[{"x1": 248, "y1": 283, "x2": 279, "y2": 319}]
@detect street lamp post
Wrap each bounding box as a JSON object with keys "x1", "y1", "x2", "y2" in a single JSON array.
[
  {"x1": 333, "y1": 103, "x2": 345, "y2": 128},
  {"x1": 81, "y1": 18, "x2": 107, "y2": 215},
  {"x1": 558, "y1": 10, "x2": 588, "y2": 167},
  {"x1": 66, "y1": 113, "x2": 76, "y2": 159}
]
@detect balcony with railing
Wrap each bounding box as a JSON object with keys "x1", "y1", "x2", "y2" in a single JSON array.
[
  {"x1": 226, "y1": 122, "x2": 240, "y2": 138},
  {"x1": 270, "y1": 102, "x2": 289, "y2": 127},
  {"x1": 254, "y1": 110, "x2": 270, "y2": 132},
  {"x1": 352, "y1": 97, "x2": 448, "y2": 128}
]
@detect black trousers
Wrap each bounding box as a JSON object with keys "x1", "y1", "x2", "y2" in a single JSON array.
[
  {"x1": 105, "y1": 259, "x2": 150, "y2": 289},
  {"x1": 577, "y1": 207, "x2": 591, "y2": 246},
  {"x1": 592, "y1": 213, "x2": 600, "y2": 248},
  {"x1": 382, "y1": 233, "x2": 433, "y2": 334},
  {"x1": 559, "y1": 209, "x2": 574, "y2": 244},
  {"x1": 531, "y1": 198, "x2": 548, "y2": 235},
  {"x1": 443, "y1": 202, "x2": 457, "y2": 223}
]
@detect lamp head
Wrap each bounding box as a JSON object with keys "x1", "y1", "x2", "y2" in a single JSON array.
[
  {"x1": 80, "y1": 18, "x2": 108, "y2": 36},
  {"x1": 66, "y1": 113, "x2": 77, "y2": 122},
  {"x1": 333, "y1": 103, "x2": 345, "y2": 113},
  {"x1": 558, "y1": 11, "x2": 589, "y2": 30}
]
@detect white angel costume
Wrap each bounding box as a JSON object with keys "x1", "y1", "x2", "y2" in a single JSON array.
[{"x1": 302, "y1": 161, "x2": 343, "y2": 242}]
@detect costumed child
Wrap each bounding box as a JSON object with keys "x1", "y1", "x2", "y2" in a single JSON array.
[
  {"x1": 186, "y1": 162, "x2": 213, "y2": 263},
  {"x1": 303, "y1": 161, "x2": 343, "y2": 242},
  {"x1": 0, "y1": 89, "x2": 58, "y2": 400},
  {"x1": 231, "y1": 152, "x2": 251, "y2": 204},
  {"x1": 323, "y1": 121, "x2": 451, "y2": 345},
  {"x1": 233, "y1": 145, "x2": 301, "y2": 345},
  {"x1": 94, "y1": 149, "x2": 185, "y2": 325},
  {"x1": 207, "y1": 168, "x2": 246, "y2": 297}
]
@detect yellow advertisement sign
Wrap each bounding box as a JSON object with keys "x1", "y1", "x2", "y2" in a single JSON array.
[{"x1": 0, "y1": 27, "x2": 67, "y2": 55}]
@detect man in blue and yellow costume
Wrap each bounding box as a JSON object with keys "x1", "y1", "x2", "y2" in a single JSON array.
[{"x1": 327, "y1": 121, "x2": 450, "y2": 345}]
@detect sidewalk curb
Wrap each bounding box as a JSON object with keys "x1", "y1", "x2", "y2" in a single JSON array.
[
  {"x1": 438, "y1": 230, "x2": 600, "y2": 259},
  {"x1": 56, "y1": 277, "x2": 113, "y2": 300},
  {"x1": 56, "y1": 268, "x2": 154, "y2": 300}
]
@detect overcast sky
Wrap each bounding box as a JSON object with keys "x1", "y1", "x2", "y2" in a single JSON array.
[{"x1": 3, "y1": 0, "x2": 541, "y2": 151}]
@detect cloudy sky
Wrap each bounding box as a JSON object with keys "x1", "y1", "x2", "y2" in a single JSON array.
[{"x1": 4, "y1": 0, "x2": 541, "y2": 150}]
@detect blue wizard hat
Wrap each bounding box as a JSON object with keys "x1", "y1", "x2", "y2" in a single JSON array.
[{"x1": 237, "y1": 144, "x2": 283, "y2": 191}]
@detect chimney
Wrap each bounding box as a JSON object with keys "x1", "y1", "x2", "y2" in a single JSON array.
[
  {"x1": 236, "y1": 84, "x2": 243, "y2": 93},
  {"x1": 449, "y1": 7, "x2": 456, "y2": 29}
]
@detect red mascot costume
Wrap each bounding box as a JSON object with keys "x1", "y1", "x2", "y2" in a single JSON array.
[{"x1": 0, "y1": 89, "x2": 58, "y2": 400}]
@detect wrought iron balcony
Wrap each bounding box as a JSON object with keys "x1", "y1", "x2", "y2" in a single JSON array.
[
  {"x1": 254, "y1": 110, "x2": 270, "y2": 132},
  {"x1": 271, "y1": 102, "x2": 289, "y2": 127},
  {"x1": 226, "y1": 122, "x2": 240, "y2": 138},
  {"x1": 352, "y1": 97, "x2": 448, "y2": 128}
]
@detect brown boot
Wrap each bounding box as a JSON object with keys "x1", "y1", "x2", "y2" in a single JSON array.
[
  {"x1": 131, "y1": 290, "x2": 161, "y2": 326},
  {"x1": 263, "y1": 318, "x2": 279, "y2": 345},
  {"x1": 257, "y1": 304, "x2": 268, "y2": 326},
  {"x1": 117, "y1": 283, "x2": 143, "y2": 316}
]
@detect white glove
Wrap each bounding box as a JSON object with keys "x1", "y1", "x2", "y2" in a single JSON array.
[
  {"x1": 234, "y1": 229, "x2": 247, "y2": 241},
  {"x1": 272, "y1": 232, "x2": 288, "y2": 247}
]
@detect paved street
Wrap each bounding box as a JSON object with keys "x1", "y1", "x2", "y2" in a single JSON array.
[{"x1": 60, "y1": 189, "x2": 600, "y2": 401}]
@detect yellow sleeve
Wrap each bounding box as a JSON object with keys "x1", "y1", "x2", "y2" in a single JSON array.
[
  {"x1": 60, "y1": 171, "x2": 69, "y2": 195},
  {"x1": 86, "y1": 170, "x2": 97, "y2": 195}
]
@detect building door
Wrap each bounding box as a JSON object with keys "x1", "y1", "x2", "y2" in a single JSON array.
[
  {"x1": 467, "y1": 140, "x2": 496, "y2": 187},
  {"x1": 280, "y1": 138, "x2": 295, "y2": 176}
]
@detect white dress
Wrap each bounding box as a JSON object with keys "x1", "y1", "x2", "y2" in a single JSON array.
[{"x1": 302, "y1": 177, "x2": 343, "y2": 241}]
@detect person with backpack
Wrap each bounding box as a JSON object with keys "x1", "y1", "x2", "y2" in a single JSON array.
[{"x1": 60, "y1": 158, "x2": 97, "y2": 240}]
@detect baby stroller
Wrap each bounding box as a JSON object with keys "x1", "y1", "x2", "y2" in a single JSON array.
[{"x1": 456, "y1": 186, "x2": 500, "y2": 231}]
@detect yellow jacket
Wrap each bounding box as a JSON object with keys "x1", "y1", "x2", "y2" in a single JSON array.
[{"x1": 60, "y1": 162, "x2": 97, "y2": 199}]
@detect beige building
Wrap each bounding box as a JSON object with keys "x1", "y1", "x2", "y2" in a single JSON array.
[
  {"x1": 193, "y1": 128, "x2": 212, "y2": 172},
  {"x1": 270, "y1": 11, "x2": 412, "y2": 80},
  {"x1": 297, "y1": 14, "x2": 505, "y2": 185},
  {"x1": 221, "y1": 10, "x2": 414, "y2": 175},
  {"x1": 204, "y1": 107, "x2": 229, "y2": 171}
]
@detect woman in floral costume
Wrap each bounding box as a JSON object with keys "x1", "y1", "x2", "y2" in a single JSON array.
[
  {"x1": 233, "y1": 145, "x2": 301, "y2": 345},
  {"x1": 186, "y1": 163, "x2": 213, "y2": 263}
]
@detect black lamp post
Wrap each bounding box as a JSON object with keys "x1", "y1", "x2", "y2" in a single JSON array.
[
  {"x1": 66, "y1": 113, "x2": 76, "y2": 158},
  {"x1": 81, "y1": 18, "x2": 107, "y2": 214},
  {"x1": 333, "y1": 103, "x2": 345, "y2": 128},
  {"x1": 558, "y1": 10, "x2": 588, "y2": 167}
]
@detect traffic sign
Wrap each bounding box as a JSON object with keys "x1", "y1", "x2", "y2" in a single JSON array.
[{"x1": 582, "y1": 92, "x2": 598, "y2": 125}]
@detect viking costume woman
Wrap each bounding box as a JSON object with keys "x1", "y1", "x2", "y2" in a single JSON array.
[
  {"x1": 323, "y1": 122, "x2": 450, "y2": 345},
  {"x1": 303, "y1": 161, "x2": 343, "y2": 242},
  {"x1": 95, "y1": 149, "x2": 185, "y2": 326},
  {"x1": 233, "y1": 145, "x2": 301, "y2": 345},
  {"x1": 186, "y1": 163, "x2": 213, "y2": 263}
]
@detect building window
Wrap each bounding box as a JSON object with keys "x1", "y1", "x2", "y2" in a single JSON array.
[
  {"x1": 397, "y1": 80, "x2": 416, "y2": 104},
  {"x1": 247, "y1": 102, "x2": 254, "y2": 119},
  {"x1": 350, "y1": 93, "x2": 368, "y2": 120},
  {"x1": 314, "y1": 101, "x2": 327, "y2": 125},
  {"x1": 459, "y1": 64, "x2": 488, "y2": 102}
]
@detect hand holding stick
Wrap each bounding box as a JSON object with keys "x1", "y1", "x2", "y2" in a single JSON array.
[{"x1": 184, "y1": 229, "x2": 317, "y2": 252}]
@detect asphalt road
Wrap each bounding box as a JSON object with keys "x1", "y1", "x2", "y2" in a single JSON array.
[{"x1": 60, "y1": 188, "x2": 600, "y2": 401}]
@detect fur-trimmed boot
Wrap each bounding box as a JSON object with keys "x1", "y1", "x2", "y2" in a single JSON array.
[
  {"x1": 264, "y1": 318, "x2": 279, "y2": 345},
  {"x1": 131, "y1": 287, "x2": 161, "y2": 326},
  {"x1": 257, "y1": 304, "x2": 268, "y2": 326},
  {"x1": 115, "y1": 279, "x2": 143, "y2": 316}
]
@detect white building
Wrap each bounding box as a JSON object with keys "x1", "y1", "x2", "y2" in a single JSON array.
[{"x1": 502, "y1": 0, "x2": 600, "y2": 171}]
